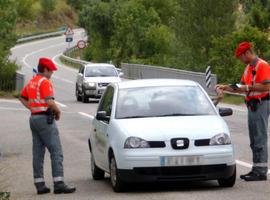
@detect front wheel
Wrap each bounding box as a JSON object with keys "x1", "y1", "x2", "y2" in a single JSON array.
[
  {"x1": 218, "y1": 167, "x2": 236, "y2": 187},
  {"x1": 110, "y1": 155, "x2": 125, "y2": 192},
  {"x1": 76, "y1": 87, "x2": 82, "y2": 101},
  {"x1": 81, "y1": 90, "x2": 89, "y2": 103},
  {"x1": 90, "y1": 151, "x2": 105, "y2": 180}
]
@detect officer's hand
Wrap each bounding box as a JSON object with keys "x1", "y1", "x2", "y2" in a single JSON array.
[{"x1": 55, "y1": 111, "x2": 61, "y2": 121}]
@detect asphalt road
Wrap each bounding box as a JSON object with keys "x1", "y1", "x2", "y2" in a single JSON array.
[{"x1": 0, "y1": 29, "x2": 269, "y2": 200}]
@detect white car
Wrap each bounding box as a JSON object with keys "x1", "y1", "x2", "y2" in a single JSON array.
[
  {"x1": 88, "y1": 79, "x2": 236, "y2": 192},
  {"x1": 76, "y1": 63, "x2": 122, "y2": 103}
]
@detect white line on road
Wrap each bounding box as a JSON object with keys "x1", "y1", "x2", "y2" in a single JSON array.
[
  {"x1": 78, "y1": 112, "x2": 94, "y2": 120},
  {"x1": 0, "y1": 106, "x2": 28, "y2": 111},
  {"x1": 22, "y1": 43, "x2": 65, "y2": 69},
  {"x1": 236, "y1": 159, "x2": 270, "y2": 174},
  {"x1": 0, "y1": 99, "x2": 20, "y2": 104},
  {"x1": 52, "y1": 53, "x2": 78, "y2": 73},
  {"x1": 55, "y1": 101, "x2": 67, "y2": 108}
]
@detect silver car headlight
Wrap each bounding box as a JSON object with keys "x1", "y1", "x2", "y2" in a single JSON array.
[
  {"x1": 209, "y1": 133, "x2": 231, "y2": 145},
  {"x1": 124, "y1": 137, "x2": 150, "y2": 148},
  {"x1": 83, "y1": 82, "x2": 96, "y2": 89}
]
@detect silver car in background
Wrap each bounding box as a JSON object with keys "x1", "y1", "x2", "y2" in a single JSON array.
[{"x1": 76, "y1": 63, "x2": 122, "y2": 103}]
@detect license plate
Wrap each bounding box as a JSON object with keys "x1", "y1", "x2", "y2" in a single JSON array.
[{"x1": 160, "y1": 156, "x2": 202, "y2": 166}]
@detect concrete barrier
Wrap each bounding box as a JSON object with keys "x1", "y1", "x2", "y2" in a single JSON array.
[{"x1": 121, "y1": 63, "x2": 217, "y2": 95}]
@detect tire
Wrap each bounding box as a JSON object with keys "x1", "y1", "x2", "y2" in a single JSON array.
[
  {"x1": 76, "y1": 87, "x2": 82, "y2": 101},
  {"x1": 218, "y1": 167, "x2": 236, "y2": 187},
  {"x1": 90, "y1": 151, "x2": 105, "y2": 180},
  {"x1": 110, "y1": 154, "x2": 125, "y2": 192},
  {"x1": 82, "y1": 89, "x2": 89, "y2": 103}
]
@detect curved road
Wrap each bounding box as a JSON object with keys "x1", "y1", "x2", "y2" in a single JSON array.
[{"x1": 0, "y1": 29, "x2": 269, "y2": 200}]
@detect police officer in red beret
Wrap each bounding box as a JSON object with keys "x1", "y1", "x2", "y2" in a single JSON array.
[
  {"x1": 217, "y1": 42, "x2": 270, "y2": 181},
  {"x1": 19, "y1": 58, "x2": 76, "y2": 194}
]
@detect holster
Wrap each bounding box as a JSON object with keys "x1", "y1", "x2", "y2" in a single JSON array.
[
  {"x1": 46, "y1": 108, "x2": 55, "y2": 124},
  {"x1": 245, "y1": 98, "x2": 261, "y2": 112}
]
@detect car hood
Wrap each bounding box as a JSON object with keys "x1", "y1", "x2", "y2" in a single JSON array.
[
  {"x1": 114, "y1": 115, "x2": 229, "y2": 141},
  {"x1": 84, "y1": 76, "x2": 121, "y2": 83}
]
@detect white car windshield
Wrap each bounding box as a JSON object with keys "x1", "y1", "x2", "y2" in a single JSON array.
[
  {"x1": 116, "y1": 86, "x2": 216, "y2": 119},
  {"x1": 85, "y1": 66, "x2": 118, "y2": 77}
]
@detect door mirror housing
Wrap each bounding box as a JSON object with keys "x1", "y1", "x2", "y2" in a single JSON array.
[
  {"x1": 96, "y1": 111, "x2": 110, "y2": 121},
  {"x1": 219, "y1": 107, "x2": 233, "y2": 117},
  {"x1": 119, "y1": 72, "x2": 124, "y2": 77}
]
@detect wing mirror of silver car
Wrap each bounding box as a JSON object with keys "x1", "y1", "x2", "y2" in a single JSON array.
[{"x1": 119, "y1": 72, "x2": 124, "y2": 77}]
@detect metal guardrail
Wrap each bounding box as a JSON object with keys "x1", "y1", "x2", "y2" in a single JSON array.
[
  {"x1": 17, "y1": 31, "x2": 65, "y2": 44},
  {"x1": 60, "y1": 45, "x2": 124, "y2": 73},
  {"x1": 121, "y1": 63, "x2": 217, "y2": 95}
]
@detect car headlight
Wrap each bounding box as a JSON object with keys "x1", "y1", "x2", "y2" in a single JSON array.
[
  {"x1": 83, "y1": 82, "x2": 96, "y2": 89},
  {"x1": 124, "y1": 137, "x2": 150, "y2": 148},
  {"x1": 209, "y1": 133, "x2": 231, "y2": 145}
]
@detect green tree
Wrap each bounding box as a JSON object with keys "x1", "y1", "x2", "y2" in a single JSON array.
[
  {"x1": 0, "y1": 0, "x2": 18, "y2": 91},
  {"x1": 16, "y1": 0, "x2": 35, "y2": 21},
  {"x1": 175, "y1": 0, "x2": 237, "y2": 71},
  {"x1": 40, "y1": 0, "x2": 56, "y2": 16}
]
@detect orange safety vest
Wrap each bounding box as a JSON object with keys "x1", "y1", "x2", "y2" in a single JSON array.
[
  {"x1": 26, "y1": 75, "x2": 50, "y2": 114},
  {"x1": 241, "y1": 58, "x2": 270, "y2": 101}
]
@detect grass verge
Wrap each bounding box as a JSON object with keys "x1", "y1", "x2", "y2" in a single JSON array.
[
  {"x1": 0, "y1": 91, "x2": 20, "y2": 99},
  {"x1": 221, "y1": 93, "x2": 245, "y2": 105}
]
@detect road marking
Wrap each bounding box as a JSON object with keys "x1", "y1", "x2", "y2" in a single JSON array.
[
  {"x1": 22, "y1": 43, "x2": 65, "y2": 69},
  {"x1": 0, "y1": 99, "x2": 20, "y2": 104},
  {"x1": 52, "y1": 53, "x2": 78, "y2": 73},
  {"x1": 55, "y1": 101, "x2": 67, "y2": 108},
  {"x1": 236, "y1": 159, "x2": 270, "y2": 174},
  {"x1": 78, "y1": 112, "x2": 94, "y2": 119},
  {"x1": 0, "y1": 106, "x2": 28, "y2": 111}
]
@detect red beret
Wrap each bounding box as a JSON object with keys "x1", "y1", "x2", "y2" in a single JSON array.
[
  {"x1": 235, "y1": 42, "x2": 252, "y2": 57},
  {"x1": 38, "y1": 58, "x2": 58, "y2": 71}
]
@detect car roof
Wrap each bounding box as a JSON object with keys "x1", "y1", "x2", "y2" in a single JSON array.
[
  {"x1": 115, "y1": 79, "x2": 199, "y2": 89},
  {"x1": 85, "y1": 63, "x2": 116, "y2": 68}
]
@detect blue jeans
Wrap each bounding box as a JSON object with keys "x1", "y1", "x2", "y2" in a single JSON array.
[
  {"x1": 29, "y1": 115, "x2": 64, "y2": 185},
  {"x1": 248, "y1": 100, "x2": 269, "y2": 175}
]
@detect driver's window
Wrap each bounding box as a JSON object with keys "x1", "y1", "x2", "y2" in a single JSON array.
[{"x1": 98, "y1": 86, "x2": 114, "y2": 117}]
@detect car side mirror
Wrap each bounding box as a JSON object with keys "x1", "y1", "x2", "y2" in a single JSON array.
[
  {"x1": 219, "y1": 107, "x2": 233, "y2": 117},
  {"x1": 118, "y1": 72, "x2": 124, "y2": 77},
  {"x1": 96, "y1": 111, "x2": 110, "y2": 121}
]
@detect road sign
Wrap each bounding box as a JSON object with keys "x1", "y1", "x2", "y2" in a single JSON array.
[
  {"x1": 65, "y1": 27, "x2": 74, "y2": 43},
  {"x1": 77, "y1": 40, "x2": 86, "y2": 49},
  {"x1": 66, "y1": 37, "x2": 73, "y2": 43},
  {"x1": 205, "y1": 66, "x2": 211, "y2": 88},
  {"x1": 64, "y1": 27, "x2": 74, "y2": 36}
]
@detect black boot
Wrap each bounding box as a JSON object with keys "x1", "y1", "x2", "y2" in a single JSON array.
[
  {"x1": 243, "y1": 173, "x2": 267, "y2": 181},
  {"x1": 54, "y1": 181, "x2": 76, "y2": 194},
  {"x1": 35, "y1": 182, "x2": 50, "y2": 195},
  {"x1": 240, "y1": 171, "x2": 254, "y2": 179}
]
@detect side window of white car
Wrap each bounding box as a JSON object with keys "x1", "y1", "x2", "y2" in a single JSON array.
[{"x1": 98, "y1": 86, "x2": 114, "y2": 118}]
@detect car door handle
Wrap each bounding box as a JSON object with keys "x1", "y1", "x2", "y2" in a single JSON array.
[{"x1": 94, "y1": 129, "x2": 97, "y2": 132}]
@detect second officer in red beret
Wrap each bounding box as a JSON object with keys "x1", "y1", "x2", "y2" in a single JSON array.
[{"x1": 217, "y1": 42, "x2": 270, "y2": 181}]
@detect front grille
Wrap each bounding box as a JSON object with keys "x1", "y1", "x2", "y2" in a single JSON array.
[
  {"x1": 133, "y1": 164, "x2": 227, "y2": 177},
  {"x1": 149, "y1": 141, "x2": 166, "y2": 148},
  {"x1": 98, "y1": 83, "x2": 109, "y2": 87},
  {"x1": 194, "y1": 139, "x2": 210, "y2": 146}
]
